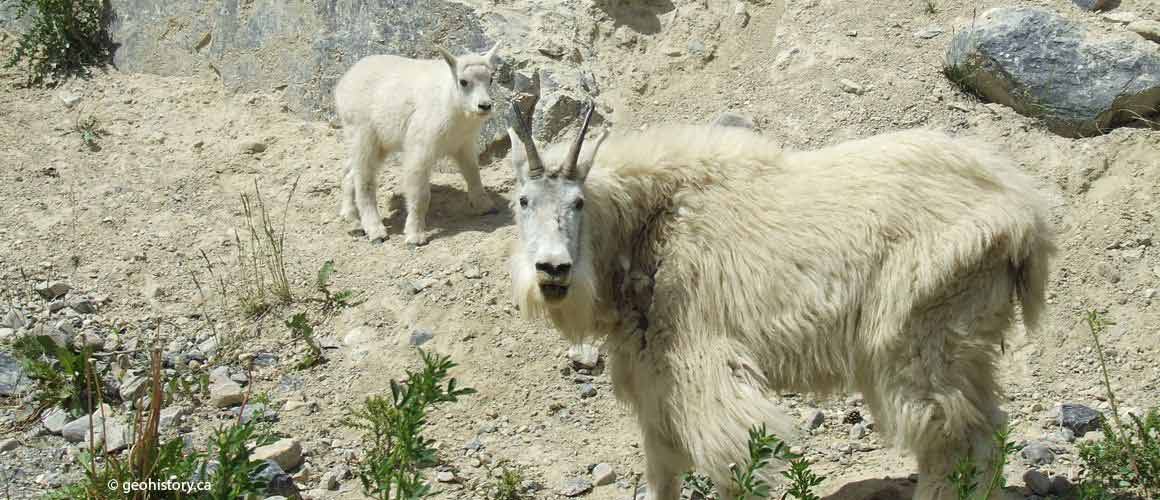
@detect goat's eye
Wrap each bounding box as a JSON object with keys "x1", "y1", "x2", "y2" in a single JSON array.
[
  {"x1": 574, "y1": 198, "x2": 584, "y2": 210},
  {"x1": 519, "y1": 196, "x2": 528, "y2": 208},
  {"x1": 459, "y1": 79, "x2": 468, "y2": 87}
]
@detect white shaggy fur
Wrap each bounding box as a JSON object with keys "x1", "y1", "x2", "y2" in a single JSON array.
[
  {"x1": 507, "y1": 125, "x2": 1055, "y2": 500},
  {"x1": 334, "y1": 44, "x2": 500, "y2": 245}
]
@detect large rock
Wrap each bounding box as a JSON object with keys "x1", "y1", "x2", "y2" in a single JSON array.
[
  {"x1": 1059, "y1": 403, "x2": 1104, "y2": 436},
  {"x1": 946, "y1": 7, "x2": 1160, "y2": 137}
]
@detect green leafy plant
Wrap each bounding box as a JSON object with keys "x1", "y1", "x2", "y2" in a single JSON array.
[
  {"x1": 313, "y1": 260, "x2": 364, "y2": 311},
  {"x1": 285, "y1": 312, "x2": 325, "y2": 370},
  {"x1": 946, "y1": 425, "x2": 1018, "y2": 500},
  {"x1": 1074, "y1": 310, "x2": 1159, "y2": 499},
  {"x1": 489, "y1": 461, "x2": 527, "y2": 500},
  {"x1": 3, "y1": 0, "x2": 112, "y2": 85},
  {"x1": 12, "y1": 333, "x2": 101, "y2": 417},
  {"x1": 345, "y1": 349, "x2": 476, "y2": 500},
  {"x1": 71, "y1": 113, "x2": 103, "y2": 151}
]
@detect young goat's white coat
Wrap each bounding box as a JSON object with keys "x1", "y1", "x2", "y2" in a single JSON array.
[
  {"x1": 334, "y1": 44, "x2": 500, "y2": 245},
  {"x1": 506, "y1": 119, "x2": 1054, "y2": 500}
]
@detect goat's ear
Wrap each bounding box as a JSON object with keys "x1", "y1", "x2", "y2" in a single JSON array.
[
  {"x1": 575, "y1": 128, "x2": 609, "y2": 182},
  {"x1": 484, "y1": 42, "x2": 502, "y2": 68},
  {"x1": 507, "y1": 127, "x2": 528, "y2": 183},
  {"x1": 436, "y1": 45, "x2": 458, "y2": 76}
]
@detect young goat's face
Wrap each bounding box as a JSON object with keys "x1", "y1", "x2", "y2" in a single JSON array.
[
  {"x1": 507, "y1": 102, "x2": 606, "y2": 305},
  {"x1": 438, "y1": 44, "x2": 501, "y2": 117}
]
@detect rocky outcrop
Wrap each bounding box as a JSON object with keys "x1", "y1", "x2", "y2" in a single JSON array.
[{"x1": 946, "y1": 7, "x2": 1160, "y2": 137}]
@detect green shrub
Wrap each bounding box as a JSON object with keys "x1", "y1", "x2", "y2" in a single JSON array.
[
  {"x1": 346, "y1": 349, "x2": 476, "y2": 500},
  {"x1": 3, "y1": 0, "x2": 112, "y2": 85}
]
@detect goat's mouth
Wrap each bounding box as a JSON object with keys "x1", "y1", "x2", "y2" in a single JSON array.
[{"x1": 539, "y1": 284, "x2": 569, "y2": 302}]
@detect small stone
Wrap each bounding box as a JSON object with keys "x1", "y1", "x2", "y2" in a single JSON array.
[
  {"x1": 849, "y1": 423, "x2": 868, "y2": 439},
  {"x1": 69, "y1": 299, "x2": 97, "y2": 314},
  {"x1": 436, "y1": 470, "x2": 456, "y2": 483},
  {"x1": 579, "y1": 384, "x2": 597, "y2": 398},
  {"x1": 1048, "y1": 427, "x2": 1075, "y2": 443},
  {"x1": 409, "y1": 328, "x2": 433, "y2": 346},
  {"x1": 465, "y1": 438, "x2": 483, "y2": 451},
  {"x1": 0, "y1": 438, "x2": 17, "y2": 452},
  {"x1": 913, "y1": 25, "x2": 944, "y2": 39},
  {"x1": 1050, "y1": 475, "x2": 1073, "y2": 495},
  {"x1": 210, "y1": 380, "x2": 245, "y2": 408},
  {"x1": 62, "y1": 414, "x2": 103, "y2": 443},
  {"x1": 103, "y1": 421, "x2": 132, "y2": 452},
  {"x1": 1021, "y1": 442, "x2": 1056, "y2": 466},
  {"x1": 119, "y1": 373, "x2": 150, "y2": 402},
  {"x1": 1, "y1": 308, "x2": 27, "y2": 329},
  {"x1": 410, "y1": 278, "x2": 436, "y2": 294},
  {"x1": 592, "y1": 463, "x2": 616, "y2": 486},
  {"x1": 560, "y1": 477, "x2": 593, "y2": 497},
  {"x1": 464, "y1": 265, "x2": 483, "y2": 279},
  {"x1": 568, "y1": 344, "x2": 600, "y2": 369},
  {"x1": 234, "y1": 403, "x2": 277, "y2": 424},
  {"x1": 41, "y1": 408, "x2": 68, "y2": 434},
  {"x1": 59, "y1": 93, "x2": 82, "y2": 108},
  {"x1": 48, "y1": 300, "x2": 69, "y2": 313},
  {"x1": 238, "y1": 140, "x2": 267, "y2": 154},
  {"x1": 839, "y1": 79, "x2": 865, "y2": 95},
  {"x1": 1023, "y1": 469, "x2": 1052, "y2": 495},
  {"x1": 1071, "y1": 0, "x2": 1113, "y2": 12},
  {"x1": 805, "y1": 409, "x2": 825, "y2": 429},
  {"x1": 711, "y1": 111, "x2": 756, "y2": 130},
  {"x1": 35, "y1": 281, "x2": 71, "y2": 300},
  {"x1": 343, "y1": 327, "x2": 376, "y2": 346},
  {"x1": 321, "y1": 468, "x2": 343, "y2": 490},
  {"x1": 252, "y1": 438, "x2": 303, "y2": 471},
  {"x1": 1059, "y1": 404, "x2": 1103, "y2": 436},
  {"x1": 159, "y1": 406, "x2": 187, "y2": 428}
]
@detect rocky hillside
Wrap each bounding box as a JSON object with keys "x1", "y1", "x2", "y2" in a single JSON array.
[{"x1": 1, "y1": 0, "x2": 1158, "y2": 499}]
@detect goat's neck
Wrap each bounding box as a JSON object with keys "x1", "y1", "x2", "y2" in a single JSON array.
[{"x1": 582, "y1": 169, "x2": 680, "y2": 334}]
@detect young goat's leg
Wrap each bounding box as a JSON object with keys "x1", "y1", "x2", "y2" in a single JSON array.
[
  {"x1": 349, "y1": 126, "x2": 388, "y2": 242},
  {"x1": 339, "y1": 158, "x2": 358, "y2": 221},
  {"x1": 401, "y1": 149, "x2": 435, "y2": 246},
  {"x1": 452, "y1": 145, "x2": 496, "y2": 215}
]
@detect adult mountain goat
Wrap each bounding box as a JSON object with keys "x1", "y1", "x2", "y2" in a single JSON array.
[
  {"x1": 505, "y1": 103, "x2": 1054, "y2": 500},
  {"x1": 334, "y1": 44, "x2": 501, "y2": 245}
]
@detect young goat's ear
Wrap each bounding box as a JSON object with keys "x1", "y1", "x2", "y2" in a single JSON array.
[
  {"x1": 484, "y1": 42, "x2": 502, "y2": 68},
  {"x1": 435, "y1": 45, "x2": 458, "y2": 76},
  {"x1": 507, "y1": 127, "x2": 528, "y2": 183},
  {"x1": 575, "y1": 128, "x2": 609, "y2": 182}
]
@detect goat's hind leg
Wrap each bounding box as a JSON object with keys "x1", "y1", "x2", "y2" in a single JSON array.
[
  {"x1": 869, "y1": 284, "x2": 1013, "y2": 499},
  {"x1": 348, "y1": 126, "x2": 388, "y2": 242},
  {"x1": 339, "y1": 159, "x2": 358, "y2": 221}
]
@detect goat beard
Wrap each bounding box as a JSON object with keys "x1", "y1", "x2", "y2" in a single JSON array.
[{"x1": 509, "y1": 249, "x2": 601, "y2": 344}]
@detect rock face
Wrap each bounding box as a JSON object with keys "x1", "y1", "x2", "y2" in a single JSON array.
[{"x1": 946, "y1": 7, "x2": 1160, "y2": 137}]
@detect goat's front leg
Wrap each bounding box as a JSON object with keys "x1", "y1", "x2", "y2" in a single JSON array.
[
  {"x1": 641, "y1": 427, "x2": 688, "y2": 500},
  {"x1": 401, "y1": 149, "x2": 435, "y2": 246},
  {"x1": 452, "y1": 145, "x2": 495, "y2": 215}
]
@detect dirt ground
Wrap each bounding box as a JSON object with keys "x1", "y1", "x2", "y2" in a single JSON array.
[{"x1": 1, "y1": 0, "x2": 1158, "y2": 499}]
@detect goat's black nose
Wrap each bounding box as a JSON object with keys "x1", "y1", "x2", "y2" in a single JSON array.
[
  {"x1": 479, "y1": 103, "x2": 493, "y2": 111},
  {"x1": 536, "y1": 262, "x2": 571, "y2": 277}
]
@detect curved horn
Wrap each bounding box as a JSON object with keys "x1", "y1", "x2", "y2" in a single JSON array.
[
  {"x1": 563, "y1": 101, "x2": 596, "y2": 179},
  {"x1": 509, "y1": 101, "x2": 544, "y2": 178}
]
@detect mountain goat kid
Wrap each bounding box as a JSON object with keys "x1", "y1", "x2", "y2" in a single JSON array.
[
  {"x1": 334, "y1": 44, "x2": 501, "y2": 245},
  {"x1": 505, "y1": 103, "x2": 1054, "y2": 500}
]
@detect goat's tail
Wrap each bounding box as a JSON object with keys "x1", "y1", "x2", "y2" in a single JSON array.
[{"x1": 1013, "y1": 233, "x2": 1056, "y2": 335}]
